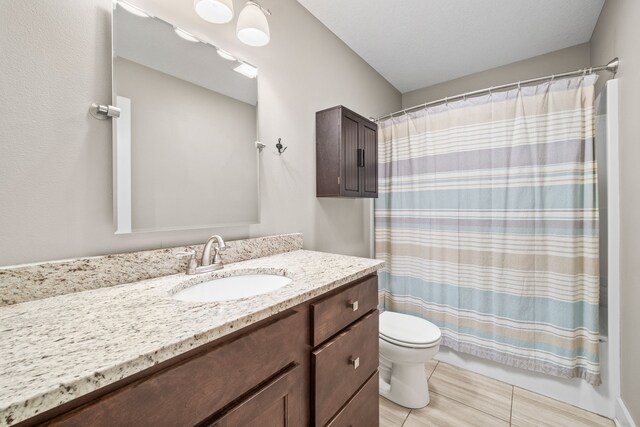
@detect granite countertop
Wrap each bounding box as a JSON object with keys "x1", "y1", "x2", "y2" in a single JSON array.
[{"x1": 0, "y1": 249, "x2": 384, "y2": 426}]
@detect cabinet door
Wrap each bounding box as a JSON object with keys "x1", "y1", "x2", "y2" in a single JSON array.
[
  {"x1": 326, "y1": 372, "x2": 379, "y2": 427},
  {"x1": 360, "y1": 120, "x2": 378, "y2": 198},
  {"x1": 205, "y1": 364, "x2": 303, "y2": 427},
  {"x1": 341, "y1": 112, "x2": 361, "y2": 197}
]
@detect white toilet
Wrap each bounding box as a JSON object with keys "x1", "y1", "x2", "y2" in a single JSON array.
[{"x1": 379, "y1": 311, "x2": 442, "y2": 409}]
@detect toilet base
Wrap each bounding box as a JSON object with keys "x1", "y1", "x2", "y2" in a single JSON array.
[{"x1": 379, "y1": 360, "x2": 430, "y2": 409}]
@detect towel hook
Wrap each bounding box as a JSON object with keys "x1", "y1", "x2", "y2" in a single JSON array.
[{"x1": 276, "y1": 138, "x2": 287, "y2": 154}]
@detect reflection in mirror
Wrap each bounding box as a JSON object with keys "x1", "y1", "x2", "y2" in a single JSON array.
[{"x1": 113, "y1": 3, "x2": 259, "y2": 233}]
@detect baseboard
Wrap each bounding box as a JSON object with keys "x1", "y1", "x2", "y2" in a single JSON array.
[{"x1": 615, "y1": 397, "x2": 637, "y2": 427}]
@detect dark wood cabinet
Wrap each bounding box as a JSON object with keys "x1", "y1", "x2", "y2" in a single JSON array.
[
  {"x1": 326, "y1": 372, "x2": 379, "y2": 427},
  {"x1": 205, "y1": 363, "x2": 304, "y2": 427},
  {"x1": 312, "y1": 311, "x2": 379, "y2": 426},
  {"x1": 316, "y1": 106, "x2": 378, "y2": 198},
  {"x1": 311, "y1": 275, "x2": 379, "y2": 427},
  {"x1": 20, "y1": 275, "x2": 380, "y2": 427}
]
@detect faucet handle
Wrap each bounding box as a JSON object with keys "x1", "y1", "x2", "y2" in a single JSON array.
[
  {"x1": 176, "y1": 249, "x2": 196, "y2": 258},
  {"x1": 177, "y1": 249, "x2": 198, "y2": 275}
]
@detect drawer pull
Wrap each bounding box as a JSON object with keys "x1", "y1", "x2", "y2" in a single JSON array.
[
  {"x1": 349, "y1": 356, "x2": 360, "y2": 369},
  {"x1": 348, "y1": 300, "x2": 359, "y2": 311}
]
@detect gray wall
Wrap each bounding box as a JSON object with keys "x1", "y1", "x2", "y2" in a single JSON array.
[
  {"x1": 591, "y1": 0, "x2": 640, "y2": 422},
  {"x1": 0, "y1": 0, "x2": 401, "y2": 266},
  {"x1": 402, "y1": 43, "x2": 591, "y2": 108}
]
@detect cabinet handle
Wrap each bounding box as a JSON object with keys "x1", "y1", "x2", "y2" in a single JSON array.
[
  {"x1": 357, "y1": 148, "x2": 365, "y2": 167},
  {"x1": 349, "y1": 356, "x2": 360, "y2": 369},
  {"x1": 348, "y1": 300, "x2": 359, "y2": 311}
]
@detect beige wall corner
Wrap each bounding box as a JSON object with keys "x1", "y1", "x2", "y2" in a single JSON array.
[{"x1": 590, "y1": 0, "x2": 640, "y2": 424}]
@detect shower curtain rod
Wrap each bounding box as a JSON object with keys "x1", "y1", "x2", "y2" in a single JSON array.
[{"x1": 374, "y1": 57, "x2": 619, "y2": 122}]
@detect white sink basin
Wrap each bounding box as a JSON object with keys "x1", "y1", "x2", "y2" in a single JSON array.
[{"x1": 172, "y1": 274, "x2": 292, "y2": 303}]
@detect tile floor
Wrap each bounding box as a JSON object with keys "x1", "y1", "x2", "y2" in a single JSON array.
[{"x1": 380, "y1": 361, "x2": 614, "y2": 427}]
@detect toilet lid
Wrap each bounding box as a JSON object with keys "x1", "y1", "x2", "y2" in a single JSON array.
[{"x1": 379, "y1": 311, "x2": 442, "y2": 346}]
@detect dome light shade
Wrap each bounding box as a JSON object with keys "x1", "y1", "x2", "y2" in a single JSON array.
[
  {"x1": 194, "y1": 0, "x2": 234, "y2": 24},
  {"x1": 236, "y1": 2, "x2": 270, "y2": 47}
]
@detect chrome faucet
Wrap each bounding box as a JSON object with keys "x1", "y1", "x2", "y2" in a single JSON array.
[{"x1": 177, "y1": 235, "x2": 227, "y2": 275}]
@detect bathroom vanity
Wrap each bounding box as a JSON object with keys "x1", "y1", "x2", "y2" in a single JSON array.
[{"x1": 0, "y1": 239, "x2": 383, "y2": 427}]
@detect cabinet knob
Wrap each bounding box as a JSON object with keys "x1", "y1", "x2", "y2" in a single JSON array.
[
  {"x1": 348, "y1": 300, "x2": 359, "y2": 311},
  {"x1": 349, "y1": 356, "x2": 360, "y2": 369}
]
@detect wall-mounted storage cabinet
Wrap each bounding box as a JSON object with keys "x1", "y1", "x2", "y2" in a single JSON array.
[{"x1": 316, "y1": 106, "x2": 378, "y2": 198}]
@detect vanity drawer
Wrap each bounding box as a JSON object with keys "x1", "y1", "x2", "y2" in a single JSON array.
[
  {"x1": 312, "y1": 310, "x2": 379, "y2": 427},
  {"x1": 47, "y1": 309, "x2": 305, "y2": 427},
  {"x1": 311, "y1": 275, "x2": 378, "y2": 346},
  {"x1": 326, "y1": 371, "x2": 379, "y2": 427}
]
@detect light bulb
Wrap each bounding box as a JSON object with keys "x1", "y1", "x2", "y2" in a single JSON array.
[
  {"x1": 234, "y1": 62, "x2": 258, "y2": 78},
  {"x1": 173, "y1": 27, "x2": 199, "y2": 43},
  {"x1": 216, "y1": 48, "x2": 236, "y2": 61}
]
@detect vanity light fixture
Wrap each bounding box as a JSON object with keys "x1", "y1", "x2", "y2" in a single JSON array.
[
  {"x1": 236, "y1": 1, "x2": 271, "y2": 47},
  {"x1": 194, "y1": 0, "x2": 234, "y2": 24},
  {"x1": 216, "y1": 48, "x2": 236, "y2": 61},
  {"x1": 173, "y1": 27, "x2": 200, "y2": 43},
  {"x1": 118, "y1": 0, "x2": 150, "y2": 18},
  {"x1": 233, "y1": 62, "x2": 258, "y2": 79}
]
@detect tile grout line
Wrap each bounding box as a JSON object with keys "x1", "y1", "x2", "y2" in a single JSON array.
[
  {"x1": 430, "y1": 363, "x2": 516, "y2": 423},
  {"x1": 509, "y1": 385, "x2": 514, "y2": 426},
  {"x1": 400, "y1": 409, "x2": 412, "y2": 427},
  {"x1": 429, "y1": 390, "x2": 511, "y2": 424},
  {"x1": 429, "y1": 361, "x2": 439, "y2": 379}
]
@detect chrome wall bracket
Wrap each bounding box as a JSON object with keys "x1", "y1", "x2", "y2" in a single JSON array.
[
  {"x1": 90, "y1": 103, "x2": 121, "y2": 120},
  {"x1": 255, "y1": 141, "x2": 266, "y2": 151}
]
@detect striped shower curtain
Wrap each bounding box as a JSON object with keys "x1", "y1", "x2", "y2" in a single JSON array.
[{"x1": 376, "y1": 75, "x2": 601, "y2": 385}]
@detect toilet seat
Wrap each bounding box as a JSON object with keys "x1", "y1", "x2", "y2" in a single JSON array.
[
  {"x1": 379, "y1": 311, "x2": 441, "y2": 348},
  {"x1": 380, "y1": 334, "x2": 440, "y2": 349}
]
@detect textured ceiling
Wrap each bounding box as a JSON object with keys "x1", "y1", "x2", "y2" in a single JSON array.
[{"x1": 297, "y1": 0, "x2": 605, "y2": 93}]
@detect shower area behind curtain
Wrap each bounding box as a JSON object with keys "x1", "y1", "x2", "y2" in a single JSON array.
[{"x1": 375, "y1": 75, "x2": 601, "y2": 385}]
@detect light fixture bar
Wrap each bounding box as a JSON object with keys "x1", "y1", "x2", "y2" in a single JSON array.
[
  {"x1": 246, "y1": 1, "x2": 271, "y2": 16},
  {"x1": 117, "y1": 0, "x2": 151, "y2": 18}
]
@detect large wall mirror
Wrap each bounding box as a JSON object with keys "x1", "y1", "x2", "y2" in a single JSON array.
[{"x1": 112, "y1": 3, "x2": 260, "y2": 233}]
